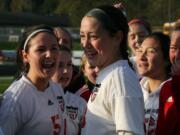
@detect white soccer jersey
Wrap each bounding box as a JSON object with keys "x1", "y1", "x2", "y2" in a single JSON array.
[
  {"x1": 83, "y1": 60, "x2": 145, "y2": 135},
  {"x1": 140, "y1": 77, "x2": 166, "y2": 135},
  {"x1": 64, "y1": 91, "x2": 87, "y2": 135},
  {"x1": 0, "y1": 127, "x2": 4, "y2": 135},
  {"x1": 0, "y1": 75, "x2": 65, "y2": 135}
]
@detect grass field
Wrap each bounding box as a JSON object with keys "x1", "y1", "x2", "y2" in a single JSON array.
[
  {"x1": 0, "y1": 42, "x2": 17, "y2": 50},
  {"x1": 0, "y1": 76, "x2": 13, "y2": 94}
]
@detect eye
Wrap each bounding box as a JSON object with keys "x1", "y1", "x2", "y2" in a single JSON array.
[
  {"x1": 129, "y1": 34, "x2": 135, "y2": 39},
  {"x1": 37, "y1": 48, "x2": 45, "y2": 52},
  {"x1": 52, "y1": 46, "x2": 59, "y2": 51},
  {"x1": 80, "y1": 34, "x2": 85, "y2": 39},
  {"x1": 146, "y1": 48, "x2": 157, "y2": 55},
  {"x1": 138, "y1": 32, "x2": 148, "y2": 38},
  {"x1": 170, "y1": 45, "x2": 177, "y2": 51},
  {"x1": 136, "y1": 48, "x2": 143, "y2": 55},
  {"x1": 90, "y1": 35, "x2": 98, "y2": 40}
]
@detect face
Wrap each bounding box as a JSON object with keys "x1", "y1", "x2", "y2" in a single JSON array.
[
  {"x1": 55, "y1": 28, "x2": 72, "y2": 49},
  {"x1": 136, "y1": 37, "x2": 166, "y2": 78},
  {"x1": 23, "y1": 32, "x2": 60, "y2": 80},
  {"x1": 128, "y1": 23, "x2": 149, "y2": 55},
  {"x1": 51, "y1": 50, "x2": 73, "y2": 89},
  {"x1": 83, "y1": 61, "x2": 99, "y2": 84},
  {"x1": 80, "y1": 16, "x2": 121, "y2": 70},
  {"x1": 169, "y1": 30, "x2": 180, "y2": 64}
]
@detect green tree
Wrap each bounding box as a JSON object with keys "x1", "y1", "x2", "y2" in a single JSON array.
[
  {"x1": 10, "y1": 0, "x2": 33, "y2": 12},
  {"x1": 41, "y1": 0, "x2": 59, "y2": 14}
]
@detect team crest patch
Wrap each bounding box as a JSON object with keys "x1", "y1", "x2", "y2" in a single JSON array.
[
  {"x1": 66, "y1": 106, "x2": 78, "y2": 120},
  {"x1": 90, "y1": 84, "x2": 101, "y2": 102},
  {"x1": 90, "y1": 92, "x2": 97, "y2": 102},
  {"x1": 57, "y1": 96, "x2": 65, "y2": 112}
]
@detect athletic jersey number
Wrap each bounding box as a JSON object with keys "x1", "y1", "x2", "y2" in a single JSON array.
[{"x1": 51, "y1": 114, "x2": 61, "y2": 135}]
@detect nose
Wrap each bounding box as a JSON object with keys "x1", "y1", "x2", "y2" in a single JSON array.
[
  {"x1": 137, "y1": 50, "x2": 147, "y2": 61},
  {"x1": 135, "y1": 35, "x2": 142, "y2": 47},
  {"x1": 63, "y1": 67, "x2": 68, "y2": 74},
  {"x1": 45, "y1": 50, "x2": 52, "y2": 58},
  {"x1": 58, "y1": 38, "x2": 63, "y2": 45}
]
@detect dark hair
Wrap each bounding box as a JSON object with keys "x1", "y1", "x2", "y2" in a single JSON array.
[
  {"x1": 16, "y1": 24, "x2": 56, "y2": 79},
  {"x1": 59, "y1": 45, "x2": 72, "y2": 56},
  {"x1": 146, "y1": 32, "x2": 171, "y2": 76},
  {"x1": 85, "y1": 5, "x2": 129, "y2": 60},
  {"x1": 54, "y1": 27, "x2": 73, "y2": 49}
]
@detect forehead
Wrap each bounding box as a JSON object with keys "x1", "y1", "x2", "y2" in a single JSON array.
[
  {"x1": 80, "y1": 16, "x2": 104, "y2": 32},
  {"x1": 141, "y1": 37, "x2": 160, "y2": 48},
  {"x1": 29, "y1": 32, "x2": 57, "y2": 45},
  {"x1": 129, "y1": 23, "x2": 148, "y2": 34},
  {"x1": 30, "y1": 32, "x2": 56, "y2": 44}
]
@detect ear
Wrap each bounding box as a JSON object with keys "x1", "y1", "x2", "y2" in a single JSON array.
[{"x1": 22, "y1": 50, "x2": 29, "y2": 64}]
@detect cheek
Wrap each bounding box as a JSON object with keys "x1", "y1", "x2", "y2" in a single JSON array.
[
  {"x1": 91, "y1": 40, "x2": 102, "y2": 50},
  {"x1": 84, "y1": 68, "x2": 91, "y2": 78},
  {"x1": 69, "y1": 68, "x2": 73, "y2": 78},
  {"x1": 88, "y1": 71, "x2": 94, "y2": 78},
  {"x1": 59, "y1": 69, "x2": 64, "y2": 76},
  {"x1": 169, "y1": 52, "x2": 175, "y2": 63},
  {"x1": 146, "y1": 56, "x2": 157, "y2": 68},
  {"x1": 150, "y1": 55, "x2": 164, "y2": 68}
]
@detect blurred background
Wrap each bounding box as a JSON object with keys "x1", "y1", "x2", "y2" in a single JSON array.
[{"x1": 0, "y1": 0, "x2": 179, "y2": 92}]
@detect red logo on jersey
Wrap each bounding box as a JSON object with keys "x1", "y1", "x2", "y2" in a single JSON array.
[
  {"x1": 90, "y1": 92, "x2": 97, "y2": 102},
  {"x1": 66, "y1": 106, "x2": 78, "y2": 120},
  {"x1": 90, "y1": 84, "x2": 100, "y2": 102},
  {"x1": 57, "y1": 96, "x2": 65, "y2": 112},
  {"x1": 51, "y1": 114, "x2": 61, "y2": 135}
]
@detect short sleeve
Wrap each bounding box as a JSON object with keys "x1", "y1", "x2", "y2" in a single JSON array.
[{"x1": 110, "y1": 94, "x2": 144, "y2": 135}]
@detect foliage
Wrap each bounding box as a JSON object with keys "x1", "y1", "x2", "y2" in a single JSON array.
[
  {"x1": 0, "y1": 0, "x2": 179, "y2": 26},
  {"x1": 10, "y1": 0, "x2": 33, "y2": 12},
  {"x1": 0, "y1": 42, "x2": 17, "y2": 50}
]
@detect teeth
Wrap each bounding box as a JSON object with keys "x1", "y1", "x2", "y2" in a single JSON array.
[
  {"x1": 44, "y1": 60, "x2": 53, "y2": 65},
  {"x1": 42, "y1": 60, "x2": 55, "y2": 69}
]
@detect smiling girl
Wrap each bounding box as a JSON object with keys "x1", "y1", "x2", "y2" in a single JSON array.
[
  {"x1": 80, "y1": 5, "x2": 144, "y2": 135},
  {"x1": 0, "y1": 25, "x2": 65, "y2": 135}
]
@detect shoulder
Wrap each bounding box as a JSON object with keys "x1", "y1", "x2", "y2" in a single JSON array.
[
  {"x1": 160, "y1": 78, "x2": 172, "y2": 93},
  {"x1": 159, "y1": 78, "x2": 172, "y2": 101},
  {"x1": 0, "y1": 77, "x2": 36, "y2": 117},
  {"x1": 110, "y1": 64, "x2": 142, "y2": 97},
  {"x1": 4, "y1": 77, "x2": 34, "y2": 100},
  {"x1": 49, "y1": 80, "x2": 65, "y2": 96},
  {"x1": 65, "y1": 92, "x2": 87, "y2": 108}
]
